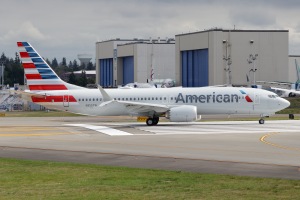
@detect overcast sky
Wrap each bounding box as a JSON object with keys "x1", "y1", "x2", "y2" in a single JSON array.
[{"x1": 1, "y1": 0, "x2": 300, "y2": 63}]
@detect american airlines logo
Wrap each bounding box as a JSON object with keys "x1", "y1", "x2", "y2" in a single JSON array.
[
  {"x1": 239, "y1": 90, "x2": 253, "y2": 102},
  {"x1": 175, "y1": 90, "x2": 253, "y2": 104}
]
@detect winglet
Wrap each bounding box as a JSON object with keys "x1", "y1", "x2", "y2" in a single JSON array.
[{"x1": 98, "y1": 85, "x2": 113, "y2": 101}]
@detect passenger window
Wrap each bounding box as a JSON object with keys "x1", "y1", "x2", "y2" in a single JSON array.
[
  {"x1": 160, "y1": 97, "x2": 162, "y2": 100},
  {"x1": 130, "y1": 98, "x2": 132, "y2": 100}
]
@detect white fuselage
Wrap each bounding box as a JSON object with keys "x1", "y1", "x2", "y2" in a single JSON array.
[{"x1": 31, "y1": 87, "x2": 289, "y2": 117}]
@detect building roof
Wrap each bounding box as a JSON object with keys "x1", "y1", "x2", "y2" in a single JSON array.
[{"x1": 175, "y1": 28, "x2": 289, "y2": 37}]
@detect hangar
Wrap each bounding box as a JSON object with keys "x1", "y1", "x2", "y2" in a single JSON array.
[
  {"x1": 95, "y1": 38, "x2": 175, "y2": 87},
  {"x1": 175, "y1": 29, "x2": 289, "y2": 87},
  {"x1": 96, "y1": 29, "x2": 292, "y2": 87}
]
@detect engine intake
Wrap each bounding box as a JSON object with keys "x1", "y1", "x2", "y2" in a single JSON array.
[{"x1": 166, "y1": 105, "x2": 200, "y2": 122}]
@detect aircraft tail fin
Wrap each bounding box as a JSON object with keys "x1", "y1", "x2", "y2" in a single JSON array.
[{"x1": 17, "y1": 42, "x2": 82, "y2": 91}]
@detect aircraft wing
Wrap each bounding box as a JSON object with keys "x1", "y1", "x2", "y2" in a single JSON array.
[
  {"x1": 118, "y1": 101, "x2": 169, "y2": 114},
  {"x1": 97, "y1": 84, "x2": 170, "y2": 115},
  {"x1": 99, "y1": 100, "x2": 170, "y2": 115}
]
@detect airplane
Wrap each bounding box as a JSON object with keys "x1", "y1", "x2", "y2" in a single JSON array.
[
  {"x1": 257, "y1": 59, "x2": 300, "y2": 97},
  {"x1": 16, "y1": 42, "x2": 290, "y2": 126}
]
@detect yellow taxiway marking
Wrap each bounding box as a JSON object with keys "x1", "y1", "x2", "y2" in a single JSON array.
[
  {"x1": 260, "y1": 132, "x2": 300, "y2": 151},
  {"x1": 0, "y1": 126, "x2": 73, "y2": 137}
]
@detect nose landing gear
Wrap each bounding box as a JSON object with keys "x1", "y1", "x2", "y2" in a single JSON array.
[{"x1": 259, "y1": 118, "x2": 265, "y2": 124}]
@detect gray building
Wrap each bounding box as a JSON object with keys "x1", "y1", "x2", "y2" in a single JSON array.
[
  {"x1": 96, "y1": 38, "x2": 175, "y2": 87},
  {"x1": 175, "y1": 29, "x2": 289, "y2": 87}
]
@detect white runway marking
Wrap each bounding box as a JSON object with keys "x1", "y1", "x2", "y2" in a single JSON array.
[
  {"x1": 65, "y1": 124, "x2": 133, "y2": 136},
  {"x1": 67, "y1": 120, "x2": 300, "y2": 136}
]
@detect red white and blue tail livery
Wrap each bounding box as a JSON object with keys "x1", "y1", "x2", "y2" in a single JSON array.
[
  {"x1": 17, "y1": 42, "x2": 290, "y2": 125},
  {"x1": 17, "y1": 42, "x2": 81, "y2": 91}
]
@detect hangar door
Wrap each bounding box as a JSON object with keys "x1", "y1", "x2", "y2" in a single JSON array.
[
  {"x1": 99, "y1": 58, "x2": 113, "y2": 87},
  {"x1": 181, "y1": 49, "x2": 208, "y2": 87},
  {"x1": 123, "y1": 56, "x2": 134, "y2": 85}
]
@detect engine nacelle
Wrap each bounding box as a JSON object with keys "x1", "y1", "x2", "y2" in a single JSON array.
[{"x1": 165, "y1": 105, "x2": 200, "y2": 122}]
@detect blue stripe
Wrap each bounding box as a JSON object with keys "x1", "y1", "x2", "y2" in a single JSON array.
[
  {"x1": 29, "y1": 53, "x2": 39, "y2": 57},
  {"x1": 22, "y1": 42, "x2": 30, "y2": 47},
  {"x1": 239, "y1": 90, "x2": 246, "y2": 94},
  {"x1": 25, "y1": 47, "x2": 35, "y2": 53},
  {"x1": 37, "y1": 69, "x2": 54, "y2": 74},
  {"x1": 41, "y1": 74, "x2": 58, "y2": 79},
  {"x1": 35, "y1": 64, "x2": 49, "y2": 69},
  {"x1": 32, "y1": 58, "x2": 44, "y2": 63}
]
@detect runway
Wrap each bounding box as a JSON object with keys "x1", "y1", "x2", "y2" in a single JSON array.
[{"x1": 0, "y1": 116, "x2": 299, "y2": 179}]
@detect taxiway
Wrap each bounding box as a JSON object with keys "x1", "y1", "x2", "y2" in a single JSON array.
[{"x1": 0, "y1": 116, "x2": 299, "y2": 179}]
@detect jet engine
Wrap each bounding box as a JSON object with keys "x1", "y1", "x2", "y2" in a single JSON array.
[{"x1": 165, "y1": 105, "x2": 200, "y2": 122}]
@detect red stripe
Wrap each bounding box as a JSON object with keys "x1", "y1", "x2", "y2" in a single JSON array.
[
  {"x1": 20, "y1": 52, "x2": 30, "y2": 58},
  {"x1": 245, "y1": 96, "x2": 253, "y2": 102},
  {"x1": 29, "y1": 85, "x2": 68, "y2": 90},
  {"x1": 32, "y1": 95, "x2": 77, "y2": 103},
  {"x1": 26, "y1": 74, "x2": 42, "y2": 79},
  {"x1": 17, "y1": 42, "x2": 23, "y2": 47},
  {"x1": 23, "y1": 63, "x2": 36, "y2": 69}
]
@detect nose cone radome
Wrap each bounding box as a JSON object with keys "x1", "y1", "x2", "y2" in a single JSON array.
[{"x1": 279, "y1": 98, "x2": 290, "y2": 110}]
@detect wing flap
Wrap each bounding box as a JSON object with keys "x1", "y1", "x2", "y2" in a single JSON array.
[{"x1": 99, "y1": 100, "x2": 169, "y2": 115}]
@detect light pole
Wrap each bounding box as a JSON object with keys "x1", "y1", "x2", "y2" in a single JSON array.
[
  {"x1": 247, "y1": 40, "x2": 258, "y2": 86},
  {"x1": 223, "y1": 39, "x2": 232, "y2": 86}
]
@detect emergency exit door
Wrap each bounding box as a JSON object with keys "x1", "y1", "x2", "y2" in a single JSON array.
[{"x1": 63, "y1": 95, "x2": 69, "y2": 107}]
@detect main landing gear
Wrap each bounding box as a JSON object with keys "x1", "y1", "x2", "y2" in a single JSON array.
[{"x1": 146, "y1": 117, "x2": 159, "y2": 126}]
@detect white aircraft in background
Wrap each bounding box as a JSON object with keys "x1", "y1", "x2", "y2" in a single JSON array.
[
  {"x1": 258, "y1": 59, "x2": 300, "y2": 97},
  {"x1": 16, "y1": 42, "x2": 290, "y2": 125}
]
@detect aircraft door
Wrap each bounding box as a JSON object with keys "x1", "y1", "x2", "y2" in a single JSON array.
[
  {"x1": 63, "y1": 95, "x2": 69, "y2": 107},
  {"x1": 254, "y1": 93, "x2": 260, "y2": 104},
  {"x1": 252, "y1": 93, "x2": 260, "y2": 111}
]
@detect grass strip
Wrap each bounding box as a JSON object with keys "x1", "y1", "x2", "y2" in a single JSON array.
[{"x1": 0, "y1": 158, "x2": 300, "y2": 200}]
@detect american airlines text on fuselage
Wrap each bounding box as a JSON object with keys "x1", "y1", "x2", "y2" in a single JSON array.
[{"x1": 175, "y1": 92, "x2": 241, "y2": 104}]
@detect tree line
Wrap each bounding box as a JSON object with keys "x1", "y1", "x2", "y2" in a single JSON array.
[{"x1": 0, "y1": 52, "x2": 95, "y2": 88}]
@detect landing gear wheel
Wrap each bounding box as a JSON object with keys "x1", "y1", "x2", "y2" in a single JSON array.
[
  {"x1": 146, "y1": 118, "x2": 154, "y2": 126},
  {"x1": 259, "y1": 119, "x2": 265, "y2": 124},
  {"x1": 153, "y1": 117, "x2": 159, "y2": 125},
  {"x1": 146, "y1": 117, "x2": 159, "y2": 126}
]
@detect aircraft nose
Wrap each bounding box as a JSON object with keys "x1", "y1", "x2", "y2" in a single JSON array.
[{"x1": 279, "y1": 98, "x2": 290, "y2": 110}]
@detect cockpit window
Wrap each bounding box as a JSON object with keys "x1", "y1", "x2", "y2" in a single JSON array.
[{"x1": 268, "y1": 95, "x2": 278, "y2": 98}]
